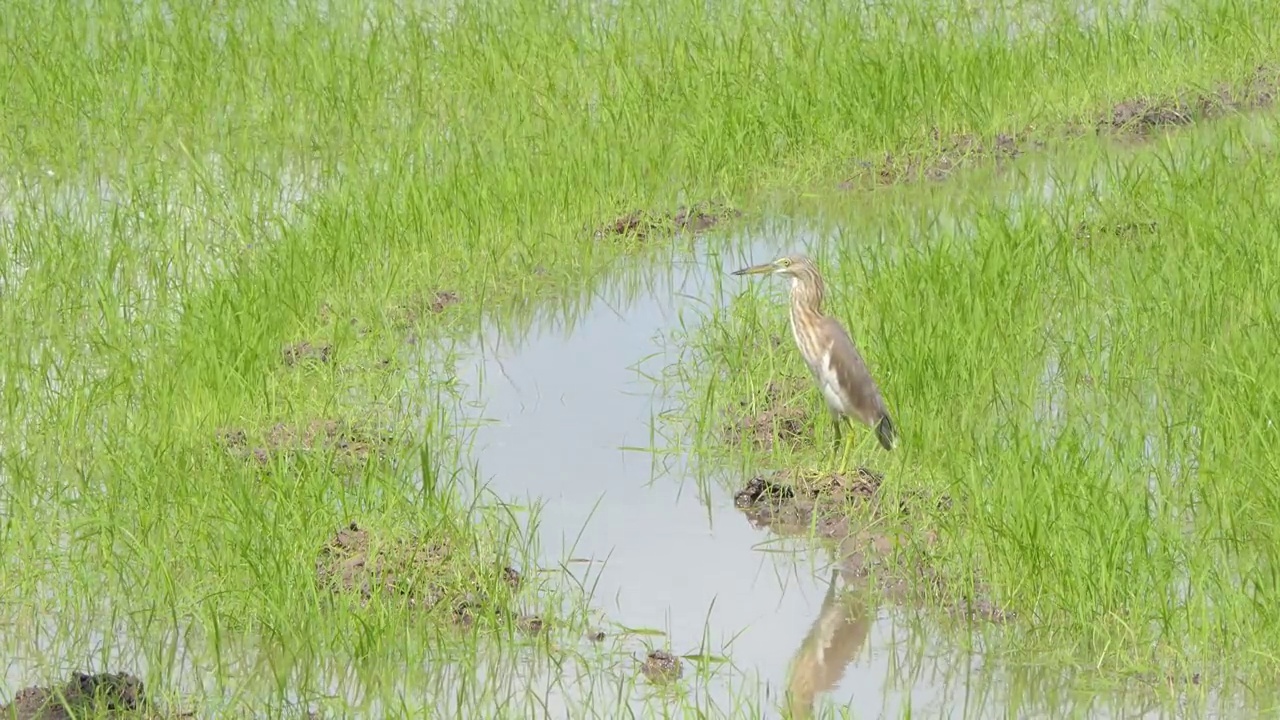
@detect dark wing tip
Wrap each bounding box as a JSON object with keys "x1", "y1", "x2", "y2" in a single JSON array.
[{"x1": 876, "y1": 415, "x2": 897, "y2": 451}]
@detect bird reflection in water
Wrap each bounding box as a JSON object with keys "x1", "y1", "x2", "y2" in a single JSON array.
[{"x1": 783, "y1": 540, "x2": 879, "y2": 718}]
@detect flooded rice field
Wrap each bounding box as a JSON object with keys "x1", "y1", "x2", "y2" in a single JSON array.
[{"x1": 5, "y1": 1, "x2": 1280, "y2": 717}]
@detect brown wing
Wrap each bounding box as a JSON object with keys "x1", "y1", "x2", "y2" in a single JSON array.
[{"x1": 818, "y1": 316, "x2": 889, "y2": 427}]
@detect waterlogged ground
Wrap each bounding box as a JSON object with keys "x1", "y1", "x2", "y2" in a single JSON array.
[
  {"x1": 441, "y1": 111, "x2": 1280, "y2": 718},
  {"x1": 5, "y1": 0, "x2": 1280, "y2": 718}
]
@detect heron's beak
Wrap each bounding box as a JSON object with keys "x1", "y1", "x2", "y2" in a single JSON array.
[{"x1": 731, "y1": 262, "x2": 776, "y2": 276}]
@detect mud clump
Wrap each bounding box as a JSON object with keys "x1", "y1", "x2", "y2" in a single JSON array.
[
  {"x1": 215, "y1": 427, "x2": 247, "y2": 450},
  {"x1": 1101, "y1": 66, "x2": 1278, "y2": 133},
  {"x1": 427, "y1": 290, "x2": 461, "y2": 314},
  {"x1": 735, "y1": 467, "x2": 885, "y2": 538},
  {"x1": 316, "y1": 522, "x2": 530, "y2": 631},
  {"x1": 841, "y1": 66, "x2": 1280, "y2": 190},
  {"x1": 316, "y1": 302, "x2": 368, "y2": 337},
  {"x1": 282, "y1": 340, "x2": 332, "y2": 366},
  {"x1": 593, "y1": 200, "x2": 741, "y2": 243},
  {"x1": 515, "y1": 614, "x2": 546, "y2": 636},
  {"x1": 392, "y1": 290, "x2": 463, "y2": 345},
  {"x1": 843, "y1": 129, "x2": 1029, "y2": 189},
  {"x1": 392, "y1": 290, "x2": 461, "y2": 328},
  {"x1": 1102, "y1": 99, "x2": 1193, "y2": 132},
  {"x1": 216, "y1": 418, "x2": 395, "y2": 467},
  {"x1": 640, "y1": 650, "x2": 683, "y2": 684},
  {"x1": 723, "y1": 377, "x2": 812, "y2": 451},
  {"x1": 735, "y1": 472, "x2": 1011, "y2": 624},
  {"x1": 316, "y1": 521, "x2": 450, "y2": 609},
  {"x1": 730, "y1": 407, "x2": 807, "y2": 451},
  {"x1": 1072, "y1": 219, "x2": 1160, "y2": 244},
  {"x1": 0, "y1": 671, "x2": 173, "y2": 720}
]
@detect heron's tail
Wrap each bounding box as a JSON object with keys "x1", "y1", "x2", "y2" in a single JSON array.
[{"x1": 875, "y1": 414, "x2": 897, "y2": 451}]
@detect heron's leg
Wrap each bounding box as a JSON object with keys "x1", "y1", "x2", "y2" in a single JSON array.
[
  {"x1": 829, "y1": 416, "x2": 856, "y2": 473},
  {"x1": 837, "y1": 427, "x2": 855, "y2": 474}
]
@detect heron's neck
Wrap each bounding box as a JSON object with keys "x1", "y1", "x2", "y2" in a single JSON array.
[{"x1": 788, "y1": 275, "x2": 825, "y2": 321}]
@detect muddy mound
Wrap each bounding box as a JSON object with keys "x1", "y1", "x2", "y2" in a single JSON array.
[
  {"x1": 722, "y1": 377, "x2": 813, "y2": 452},
  {"x1": 281, "y1": 340, "x2": 332, "y2": 366},
  {"x1": 315, "y1": 522, "x2": 542, "y2": 633},
  {"x1": 842, "y1": 129, "x2": 1028, "y2": 189},
  {"x1": 840, "y1": 65, "x2": 1280, "y2": 190},
  {"x1": 734, "y1": 467, "x2": 885, "y2": 538},
  {"x1": 1072, "y1": 219, "x2": 1160, "y2": 244},
  {"x1": 216, "y1": 418, "x2": 396, "y2": 466},
  {"x1": 316, "y1": 521, "x2": 454, "y2": 608},
  {"x1": 391, "y1": 290, "x2": 461, "y2": 328},
  {"x1": 0, "y1": 672, "x2": 172, "y2": 720},
  {"x1": 593, "y1": 200, "x2": 741, "y2": 243},
  {"x1": 639, "y1": 650, "x2": 683, "y2": 684},
  {"x1": 734, "y1": 471, "x2": 1008, "y2": 623}
]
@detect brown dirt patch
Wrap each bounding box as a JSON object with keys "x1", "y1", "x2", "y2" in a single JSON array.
[
  {"x1": 841, "y1": 65, "x2": 1280, "y2": 190},
  {"x1": 734, "y1": 467, "x2": 885, "y2": 538},
  {"x1": 841, "y1": 129, "x2": 1031, "y2": 189},
  {"x1": 1102, "y1": 98, "x2": 1193, "y2": 132},
  {"x1": 1101, "y1": 67, "x2": 1277, "y2": 134},
  {"x1": 723, "y1": 376, "x2": 814, "y2": 451},
  {"x1": 1072, "y1": 219, "x2": 1160, "y2": 244},
  {"x1": 315, "y1": 522, "x2": 532, "y2": 631},
  {"x1": 427, "y1": 291, "x2": 461, "y2": 313},
  {"x1": 282, "y1": 340, "x2": 332, "y2": 366},
  {"x1": 515, "y1": 614, "x2": 546, "y2": 636},
  {"x1": 317, "y1": 302, "x2": 369, "y2": 337},
  {"x1": 0, "y1": 672, "x2": 180, "y2": 720},
  {"x1": 215, "y1": 418, "x2": 396, "y2": 466},
  {"x1": 639, "y1": 650, "x2": 683, "y2": 684},
  {"x1": 391, "y1": 290, "x2": 461, "y2": 327},
  {"x1": 392, "y1": 290, "x2": 463, "y2": 345},
  {"x1": 593, "y1": 200, "x2": 742, "y2": 242}
]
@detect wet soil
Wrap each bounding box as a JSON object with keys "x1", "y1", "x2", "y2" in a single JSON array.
[
  {"x1": 390, "y1": 290, "x2": 462, "y2": 345},
  {"x1": 841, "y1": 129, "x2": 1031, "y2": 189},
  {"x1": 734, "y1": 468, "x2": 886, "y2": 538},
  {"x1": 593, "y1": 200, "x2": 742, "y2": 243},
  {"x1": 281, "y1": 340, "x2": 332, "y2": 366},
  {"x1": 841, "y1": 65, "x2": 1280, "y2": 189},
  {"x1": 216, "y1": 418, "x2": 396, "y2": 466},
  {"x1": 316, "y1": 302, "x2": 371, "y2": 338},
  {"x1": 394, "y1": 290, "x2": 461, "y2": 322},
  {"x1": 515, "y1": 614, "x2": 546, "y2": 636},
  {"x1": 639, "y1": 650, "x2": 683, "y2": 684},
  {"x1": 1099, "y1": 64, "x2": 1276, "y2": 134},
  {"x1": 0, "y1": 672, "x2": 177, "y2": 720},
  {"x1": 315, "y1": 522, "x2": 540, "y2": 632},
  {"x1": 722, "y1": 375, "x2": 813, "y2": 451},
  {"x1": 734, "y1": 470, "x2": 1009, "y2": 624},
  {"x1": 1072, "y1": 219, "x2": 1160, "y2": 244}
]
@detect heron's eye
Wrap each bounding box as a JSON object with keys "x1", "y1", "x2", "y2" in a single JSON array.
[{"x1": 779, "y1": 258, "x2": 791, "y2": 267}]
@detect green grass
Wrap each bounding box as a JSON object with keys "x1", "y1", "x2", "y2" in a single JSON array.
[
  {"x1": 667, "y1": 112, "x2": 1280, "y2": 691},
  {"x1": 2, "y1": 0, "x2": 1279, "y2": 715}
]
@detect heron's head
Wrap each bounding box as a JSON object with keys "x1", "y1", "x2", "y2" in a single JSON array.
[{"x1": 730, "y1": 254, "x2": 815, "y2": 280}]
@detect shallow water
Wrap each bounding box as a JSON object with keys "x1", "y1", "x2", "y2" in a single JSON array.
[
  {"x1": 440, "y1": 222, "x2": 1166, "y2": 718},
  {"x1": 433, "y1": 124, "x2": 1280, "y2": 713}
]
